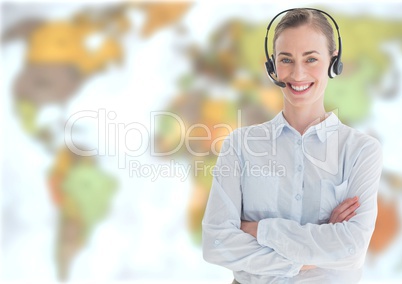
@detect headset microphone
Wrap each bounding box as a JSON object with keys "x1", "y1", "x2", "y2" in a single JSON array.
[{"x1": 265, "y1": 62, "x2": 286, "y2": 87}]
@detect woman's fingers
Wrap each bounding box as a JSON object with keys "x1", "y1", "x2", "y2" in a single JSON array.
[
  {"x1": 344, "y1": 211, "x2": 357, "y2": 222},
  {"x1": 329, "y1": 196, "x2": 360, "y2": 224}
]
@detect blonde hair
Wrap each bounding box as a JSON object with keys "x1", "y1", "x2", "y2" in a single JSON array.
[{"x1": 273, "y1": 8, "x2": 336, "y2": 56}]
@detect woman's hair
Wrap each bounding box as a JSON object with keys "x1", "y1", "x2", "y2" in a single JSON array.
[{"x1": 273, "y1": 8, "x2": 336, "y2": 56}]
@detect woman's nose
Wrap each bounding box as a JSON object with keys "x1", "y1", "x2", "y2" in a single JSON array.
[{"x1": 290, "y1": 63, "x2": 306, "y2": 81}]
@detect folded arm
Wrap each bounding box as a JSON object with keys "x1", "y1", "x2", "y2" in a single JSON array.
[
  {"x1": 202, "y1": 134, "x2": 303, "y2": 276},
  {"x1": 241, "y1": 195, "x2": 361, "y2": 271},
  {"x1": 256, "y1": 139, "x2": 382, "y2": 270}
]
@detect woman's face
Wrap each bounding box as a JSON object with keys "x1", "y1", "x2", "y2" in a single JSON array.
[{"x1": 275, "y1": 24, "x2": 332, "y2": 109}]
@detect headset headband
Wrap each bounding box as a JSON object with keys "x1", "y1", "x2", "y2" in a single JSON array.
[{"x1": 264, "y1": 8, "x2": 342, "y2": 62}]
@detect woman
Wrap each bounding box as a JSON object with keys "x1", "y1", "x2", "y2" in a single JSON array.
[{"x1": 202, "y1": 8, "x2": 382, "y2": 284}]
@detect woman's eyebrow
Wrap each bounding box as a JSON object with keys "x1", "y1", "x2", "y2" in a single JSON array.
[
  {"x1": 278, "y1": 52, "x2": 292, "y2": 57},
  {"x1": 303, "y1": 50, "x2": 320, "y2": 56},
  {"x1": 277, "y1": 50, "x2": 320, "y2": 57}
]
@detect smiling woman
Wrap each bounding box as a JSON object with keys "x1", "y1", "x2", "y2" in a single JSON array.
[
  {"x1": 275, "y1": 24, "x2": 332, "y2": 130},
  {"x1": 273, "y1": 9, "x2": 338, "y2": 133},
  {"x1": 202, "y1": 8, "x2": 383, "y2": 284}
]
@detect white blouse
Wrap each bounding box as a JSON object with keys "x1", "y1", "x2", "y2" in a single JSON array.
[{"x1": 202, "y1": 111, "x2": 382, "y2": 284}]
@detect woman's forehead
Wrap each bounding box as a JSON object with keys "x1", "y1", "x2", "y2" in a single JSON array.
[{"x1": 275, "y1": 25, "x2": 328, "y2": 54}]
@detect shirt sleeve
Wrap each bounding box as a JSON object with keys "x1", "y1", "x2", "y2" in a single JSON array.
[
  {"x1": 256, "y1": 138, "x2": 382, "y2": 270},
  {"x1": 202, "y1": 132, "x2": 303, "y2": 276}
]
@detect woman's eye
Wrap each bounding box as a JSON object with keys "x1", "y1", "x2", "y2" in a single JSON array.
[
  {"x1": 281, "y1": 58, "x2": 292, "y2": 63},
  {"x1": 307, "y1": 58, "x2": 317, "y2": 63}
]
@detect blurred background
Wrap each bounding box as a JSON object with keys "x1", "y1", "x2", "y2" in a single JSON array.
[{"x1": 1, "y1": 1, "x2": 402, "y2": 283}]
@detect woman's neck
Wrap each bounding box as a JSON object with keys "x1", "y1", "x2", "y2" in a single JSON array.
[{"x1": 282, "y1": 105, "x2": 328, "y2": 135}]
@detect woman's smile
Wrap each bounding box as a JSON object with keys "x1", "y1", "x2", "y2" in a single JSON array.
[{"x1": 287, "y1": 82, "x2": 314, "y2": 95}]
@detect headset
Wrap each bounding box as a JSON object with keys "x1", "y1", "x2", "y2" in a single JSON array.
[{"x1": 264, "y1": 8, "x2": 343, "y2": 88}]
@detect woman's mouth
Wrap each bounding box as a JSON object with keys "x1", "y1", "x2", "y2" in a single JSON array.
[{"x1": 287, "y1": 83, "x2": 314, "y2": 95}]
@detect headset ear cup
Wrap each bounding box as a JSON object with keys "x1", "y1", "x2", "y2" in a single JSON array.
[
  {"x1": 267, "y1": 59, "x2": 274, "y2": 73},
  {"x1": 328, "y1": 56, "x2": 337, "y2": 78},
  {"x1": 336, "y1": 60, "x2": 343, "y2": 76},
  {"x1": 329, "y1": 56, "x2": 344, "y2": 78},
  {"x1": 271, "y1": 56, "x2": 277, "y2": 76},
  {"x1": 266, "y1": 57, "x2": 276, "y2": 75}
]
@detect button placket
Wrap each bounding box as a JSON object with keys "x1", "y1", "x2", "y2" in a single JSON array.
[
  {"x1": 292, "y1": 135, "x2": 304, "y2": 220},
  {"x1": 296, "y1": 137, "x2": 303, "y2": 173}
]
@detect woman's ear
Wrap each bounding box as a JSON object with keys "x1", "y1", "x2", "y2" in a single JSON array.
[{"x1": 332, "y1": 50, "x2": 339, "y2": 57}]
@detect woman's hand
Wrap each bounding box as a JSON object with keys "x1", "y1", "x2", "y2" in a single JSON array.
[
  {"x1": 301, "y1": 197, "x2": 360, "y2": 271},
  {"x1": 240, "y1": 221, "x2": 258, "y2": 238},
  {"x1": 241, "y1": 196, "x2": 360, "y2": 272},
  {"x1": 329, "y1": 196, "x2": 360, "y2": 224},
  {"x1": 300, "y1": 265, "x2": 316, "y2": 271}
]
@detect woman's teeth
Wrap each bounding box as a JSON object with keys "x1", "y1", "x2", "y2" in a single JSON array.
[{"x1": 291, "y1": 84, "x2": 311, "y2": 91}]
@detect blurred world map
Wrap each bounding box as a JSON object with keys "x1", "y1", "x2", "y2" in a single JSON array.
[{"x1": 1, "y1": 1, "x2": 402, "y2": 283}]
